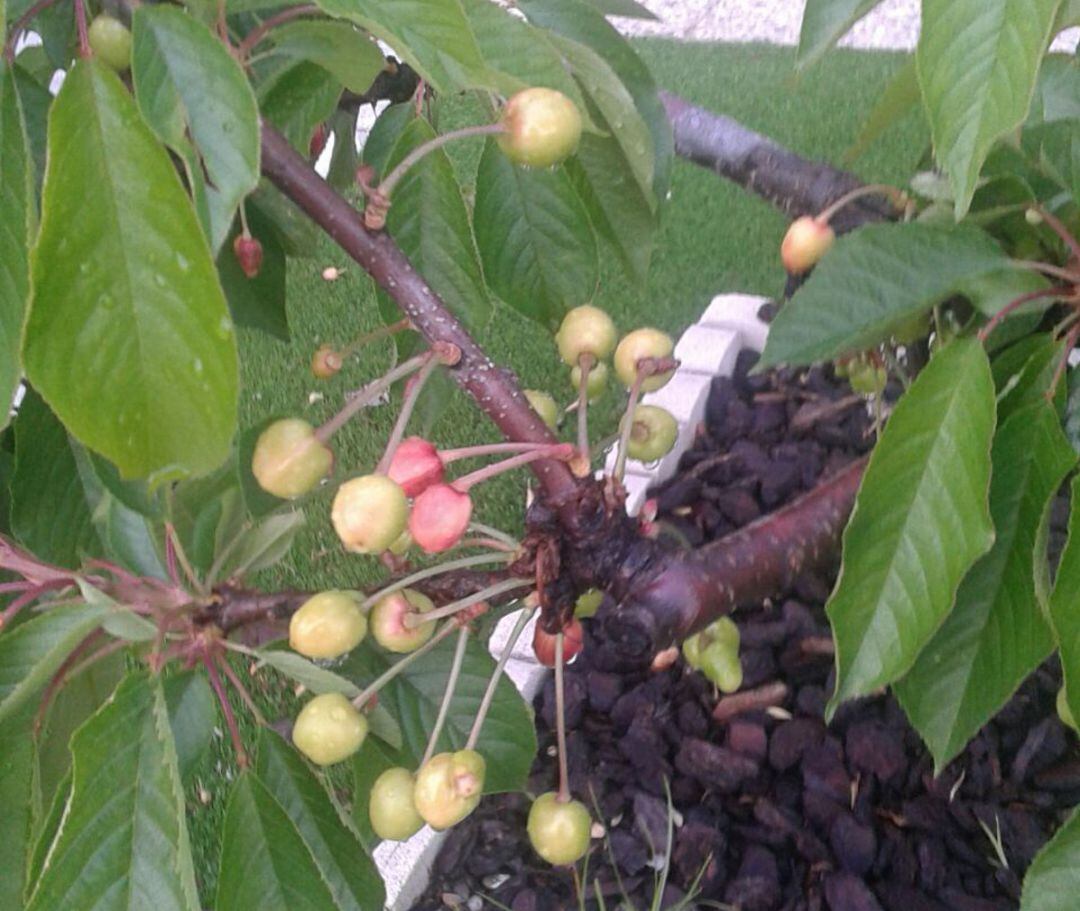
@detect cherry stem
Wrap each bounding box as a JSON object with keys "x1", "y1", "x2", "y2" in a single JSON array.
[
  {"x1": 3, "y1": 0, "x2": 65, "y2": 63},
  {"x1": 576, "y1": 354, "x2": 594, "y2": 458},
  {"x1": 977, "y1": 286, "x2": 1070, "y2": 342},
  {"x1": 238, "y1": 199, "x2": 252, "y2": 238},
  {"x1": 236, "y1": 3, "x2": 318, "y2": 58},
  {"x1": 73, "y1": 0, "x2": 90, "y2": 57},
  {"x1": 33, "y1": 630, "x2": 105, "y2": 734},
  {"x1": 316, "y1": 351, "x2": 431, "y2": 443},
  {"x1": 350, "y1": 620, "x2": 459, "y2": 710},
  {"x1": 1047, "y1": 320, "x2": 1080, "y2": 402},
  {"x1": 467, "y1": 521, "x2": 520, "y2": 550},
  {"x1": 440, "y1": 441, "x2": 558, "y2": 463},
  {"x1": 165, "y1": 523, "x2": 204, "y2": 596},
  {"x1": 376, "y1": 354, "x2": 442, "y2": 474},
  {"x1": 338, "y1": 317, "x2": 412, "y2": 359},
  {"x1": 1012, "y1": 259, "x2": 1080, "y2": 285},
  {"x1": 164, "y1": 531, "x2": 180, "y2": 586},
  {"x1": 403, "y1": 577, "x2": 531, "y2": 628},
  {"x1": 218, "y1": 655, "x2": 267, "y2": 726},
  {"x1": 420, "y1": 625, "x2": 470, "y2": 766},
  {"x1": 816, "y1": 183, "x2": 905, "y2": 224},
  {"x1": 613, "y1": 372, "x2": 647, "y2": 482},
  {"x1": 378, "y1": 124, "x2": 507, "y2": 201},
  {"x1": 204, "y1": 656, "x2": 249, "y2": 768},
  {"x1": 455, "y1": 536, "x2": 517, "y2": 553},
  {"x1": 465, "y1": 605, "x2": 536, "y2": 750},
  {"x1": 555, "y1": 632, "x2": 571, "y2": 803},
  {"x1": 452, "y1": 444, "x2": 575, "y2": 493},
  {"x1": 359, "y1": 552, "x2": 511, "y2": 611},
  {"x1": 1033, "y1": 204, "x2": 1080, "y2": 264}
]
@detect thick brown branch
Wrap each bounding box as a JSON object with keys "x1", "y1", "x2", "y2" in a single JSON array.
[
  {"x1": 259, "y1": 124, "x2": 579, "y2": 506},
  {"x1": 659, "y1": 92, "x2": 892, "y2": 233},
  {"x1": 596, "y1": 456, "x2": 866, "y2": 662}
]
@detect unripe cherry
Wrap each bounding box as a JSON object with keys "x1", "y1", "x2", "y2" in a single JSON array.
[
  {"x1": 289, "y1": 590, "x2": 366, "y2": 659},
  {"x1": 369, "y1": 767, "x2": 425, "y2": 841},
  {"x1": 88, "y1": 14, "x2": 132, "y2": 72},
  {"x1": 524, "y1": 390, "x2": 560, "y2": 431},
  {"x1": 331, "y1": 475, "x2": 409, "y2": 554},
  {"x1": 413, "y1": 749, "x2": 486, "y2": 830},
  {"x1": 614, "y1": 328, "x2": 675, "y2": 392},
  {"x1": 311, "y1": 344, "x2": 343, "y2": 379},
  {"x1": 369, "y1": 588, "x2": 436, "y2": 653},
  {"x1": 233, "y1": 234, "x2": 263, "y2": 279},
  {"x1": 292, "y1": 693, "x2": 367, "y2": 766},
  {"x1": 409, "y1": 483, "x2": 472, "y2": 554},
  {"x1": 555, "y1": 305, "x2": 617, "y2": 366},
  {"x1": 532, "y1": 617, "x2": 584, "y2": 667},
  {"x1": 527, "y1": 792, "x2": 592, "y2": 866},
  {"x1": 251, "y1": 418, "x2": 333, "y2": 500},
  {"x1": 573, "y1": 588, "x2": 603, "y2": 619},
  {"x1": 622, "y1": 404, "x2": 678, "y2": 462},
  {"x1": 387, "y1": 437, "x2": 445, "y2": 497},
  {"x1": 498, "y1": 88, "x2": 583, "y2": 169},
  {"x1": 570, "y1": 361, "x2": 608, "y2": 401},
  {"x1": 780, "y1": 216, "x2": 835, "y2": 275}
]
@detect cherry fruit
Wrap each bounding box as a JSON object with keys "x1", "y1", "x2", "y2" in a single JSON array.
[
  {"x1": 311, "y1": 344, "x2": 343, "y2": 379},
  {"x1": 780, "y1": 216, "x2": 834, "y2": 275},
  {"x1": 369, "y1": 767, "x2": 425, "y2": 841},
  {"x1": 370, "y1": 589, "x2": 436, "y2": 653},
  {"x1": 622, "y1": 404, "x2": 678, "y2": 462},
  {"x1": 387, "y1": 437, "x2": 444, "y2": 497},
  {"x1": 413, "y1": 750, "x2": 486, "y2": 830},
  {"x1": 331, "y1": 475, "x2": 409, "y2": 554},
  {"x1": 289, "y1": 590, "x2": 367, "y2": 659},
  {"x1": 524, "y1": 390, "x2": 560, "y2": 431},
  {"x1": 527, "y1": 792, "x2": 592, "y2": 866},
  {"x1": 409, "y1": 483, "x2": 472, "y2": 553},
  {"x1": 251, "y1": 418, "x2": 333, "y2": 500},
  {"x1": 614, "y1": 328, "x2": 675, "y2": 391},
  {"x1": 570, "y1": 360, "x2": 608, "y2": 401},
  {"x1": 532, "y1": 617, "x2": 584, "y2": 667},
  {"x1": 574, "y1": 588, "x2": 603, "y2": 619},
  {"x1": 555, "y1": 305, "x2": 617, "y2": 367},
  {"x1": 88, "y1": 14, "x2": 132, "y2": 72},
  {"x1": 498, "y1": 88, "x2": 583, "y2": 169},
  {"x1": 233, "y1": 234, "x2": 263, "y2": 279},
  {"x1": 292, "y1": 693, "x2": 367, "y2": 766}
]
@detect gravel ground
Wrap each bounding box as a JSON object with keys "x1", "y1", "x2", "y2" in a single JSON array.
[{"x1": 613, "y1": 0, "x2": 1079, "y2": 53}]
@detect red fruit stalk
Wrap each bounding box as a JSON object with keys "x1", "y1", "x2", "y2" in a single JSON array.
[{"x1": 309, "y1": 122, "x2": 328, "y2": 159}]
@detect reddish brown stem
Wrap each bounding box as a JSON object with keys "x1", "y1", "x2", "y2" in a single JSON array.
[
  {"x1": 74, "y1": 0, "x2": 89, "y2": 57},
  {"x1": 237, "y1": 3, "x2": 318, "y2": 58},
  {"x1": 204, "y1": 656, "x2": 249, "y2": 768},
  {"x1": 977, "y1": 286, "x2": 1069, "y2": 341},
  {"x1": 1047, "y1": 321, "x2": 1080, "y2": 402},
  {"x1": 1034, "y1": 204, "x2": 1080, "y2": 265},
  {"x1": 259, "y1": 124, "x2": 579, "y2": 506}
]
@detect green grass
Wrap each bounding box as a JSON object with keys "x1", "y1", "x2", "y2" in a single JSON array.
[{"x1": 188, "y1": 40, "x2": 928, "y2": 899}]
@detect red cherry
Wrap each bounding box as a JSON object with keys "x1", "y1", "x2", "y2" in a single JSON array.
[
  {"x1": 309, "y1": 122, "x2": 329, "y2": 159},
  {"x1": 387, "y1": 437, "x2": 445, "y2": 497},
  {"x1": 409, "y1": 483, "x2": 472, "y2": 553},
  {"x1": 233, "y1": 234, "x2": 263, "y2": 279},
  {"x1": 532, "y1": 617, "x2": 584, "y2": 667}
]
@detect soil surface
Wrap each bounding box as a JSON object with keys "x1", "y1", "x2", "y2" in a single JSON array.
[{"x1": 411, "y1": 349, "x2": 1077, "y2": 911}]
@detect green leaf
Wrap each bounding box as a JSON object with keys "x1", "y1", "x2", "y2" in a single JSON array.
[
  {"x1": 797, "y1": 0, "x2": 885, "y2": 71},
  {"x1": 219, "y1": 511, "x2": 305, "y2": 580},
  {"x1": 23, "y1": 61, "x2": 238, "y2": 483},
  {"x1": 845, "y1": 56, "x2": 920, "y2": 162},
  {"x1": 992, "y1": 333, "x2": 1066, "y2": 423},
  {"x1": 474, "y1": 138, "x2": 598, "y2": 328},
  {"x1": 11, "y1": 389, "x2": 99, "y2": 568},
  {"x1": 826, "y1": 339, "x2": 996, "y2": 713},
  {"x1": 758, "y1": 223, "x2": 1010, "y2": 369},
  {"x1": 168, "y1": 464, "x2": 246, "y2": 575},
  {"x1": 896, "y1": 401, "x2": 1076, "y2": 770},
  {"x1": 0, "y1": 706, "x2": 36, "y2": 911},
  {"x1": 381, "y1": 118, "x2": 490, "y2": 330},
  {"x1": 325, "y1": 108, "x2": 359, "y2": 191},
  {"x1": 217, "y1": 207, "x2": 289, "y2": 341},
  {"x1": 163, "y1": 671, "x2": 216, "y2": 783},
  {"x1": 132, "y1": 7, "x2": 261, "y2": 252},
  {"x1": 26, "y1": 769, "x2": 69, "y2": 894},
  {"x1": 11, "y1": 62, "x2": 50, "y2": 185},
  {"x1": 1022, "y1": 807, "x2": 1080, "y2": 909},
  {"x1": 313, "y1": 0, "x2": 491, "y2": 94},
  {"x1": 339, "y1": 632, "x2": 536, "y2": 792},
  {"x1": 917, "y1": 0, "x2": 1061, "y2": 218},
  {"x1": 255, "y1": 730, "x2": 385, "y2": 911},
  {"x1": 259, "y1": 61, "x2": 343, "y2": 155},
  {"x1": 216, "y1": 773, "x2": 342, "y2": 911},
  {"x1": 251, "y1": 180, "x2": 323, "y2": 258},
  {"x1": 1050, "y1": 474, "x2": 1080, "y2": 740},
  {"x1": 0, "y1": 64, "x2": 34, "y2": 434},
  {"x1": 1023, "y1": 119, "x2": 1080, "y2": 206},
  {"x1": 1029, "y1": 54, "x2": 1080, "y2": 124},
  {"x1": 576, "y1": 0, "x2": 657, "y2": 17},
  {"x1": 361, "y1": 102, "x2": 415, "y2": 176},
  {"x1": 269, "y1": 21, "x2": 384, "y2": 94},
  {"x1": 26, "y1": 673, "x2": 200, "y2": 911},
  {"x1": 350, "y1": 735, "x2": 406, "y2": 846}
]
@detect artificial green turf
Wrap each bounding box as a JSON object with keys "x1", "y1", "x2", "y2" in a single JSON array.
[{"x1": 188, "y1": 40, "x2": 928, "y2": 898}]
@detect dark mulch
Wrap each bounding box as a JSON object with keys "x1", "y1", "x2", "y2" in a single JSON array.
[{"x1": 411, "y1": 349, "x2": 1077, "y2": 911}]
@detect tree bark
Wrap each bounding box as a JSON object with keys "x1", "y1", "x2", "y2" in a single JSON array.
[{"x1": 659, "y1": 91, "x2": 893, "y2": 233}]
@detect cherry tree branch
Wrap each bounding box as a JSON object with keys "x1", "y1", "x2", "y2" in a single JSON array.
[{"x1": 259, "y1": 124, "x2": 579, "y2": 507}]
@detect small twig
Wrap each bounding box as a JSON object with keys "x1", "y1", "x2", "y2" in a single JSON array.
[
  {"x1": 218, "y1": 655, "x2": 267, "y2": 726},
  {"x1": 1033, "y1": 204, "x2": 1080, "y2": 264},
  {"x1": 165, "y1": 523, "x2": 205, "y2": 596},
  {"x1": 1046, "y1": 320, "x2": 1080, "y2": 402},
  {"x1": 420, "y1": 625, "x2": 470, "y2": 766},
  {"x1": 613, "y1": 372, "x2": 647, "y2": 481},
  {"x1": 466, "y1": 521, "x2": 520, "y2": 550},
  {"x1": 977, "y1": 286, "x2": 1069, "y2": 342},
  {"x1": 359, "y1": 552, "x2": 512, "y2": 611},
  {"x1": 712, "y1": 680, "x2": 789, "y2": 724},
  {"x1": 316, "y1": 351, "x2": 432, "y2": 442},
  {"x1": 1012, "y1": 259, "x2": 1080, "y2": 285},
  {"x1": 377, "y1": 123, "x2": 506, "y2": 201},
  {"x1": 555, "y1": 632, "x2": 571, "y2": 802},
  {"x1": 350, "y1": 620, "x2": 458, "y2": 709},
  {"x1": 403, "y1": 578, "x2": 531, "y2": 628},
  {"x1": 204, "y1": 656, "x2": 249, "y2": 768},
  {"x1": 33, "y1": 629, "x2": 107, "y2": 734},
  {"x1": 451, "y1": 444, "x2": 575, "y2": 492},
  {"x1": 375, "y1": 353, "x2": 442, "y2": 475},
  {"x1": 466, "y1": 606, "x2": 535, "y2": 749},
  {"x1": 576, "y1": 354, "x2": 594, "y2": 458},
  {"x1": 236, "y1": 3, "x2": 318, "y2": 58}
]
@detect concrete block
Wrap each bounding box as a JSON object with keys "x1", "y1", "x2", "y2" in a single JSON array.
[
  {"x1": 700, "y1": 293, "x2": 770, "y2": 352},
  {"x1": 673, "y1": 324, "x2": 741, "y2": 377}
]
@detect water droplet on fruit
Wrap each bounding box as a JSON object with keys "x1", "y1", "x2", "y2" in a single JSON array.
[
  {"x1": 153, "y1": 273, "x2": 166, "y2": 287},
  {"x1": 176, "y1": 253, "x2": 190, "y2": 271},
  {"x1": 79, "y1": 262, "x2": 90, "y2": 275},
  {"x1": 193, "y1": 358, "x2": 204, "y2": 374},
  {"x1": 217, "y1": 316, "x2": 233, "y2": 339}
]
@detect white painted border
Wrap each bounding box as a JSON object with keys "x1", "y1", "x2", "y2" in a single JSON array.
[{"x1": 376, "y1": 293, "x2": 770, "y2": 910}]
